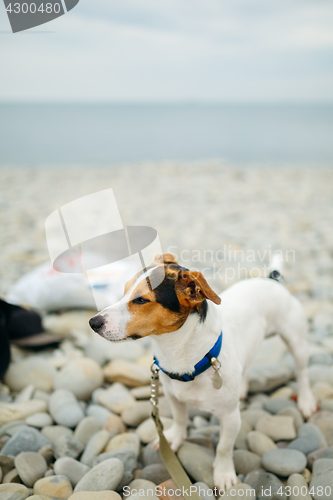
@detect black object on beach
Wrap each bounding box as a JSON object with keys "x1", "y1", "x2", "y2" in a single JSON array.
[{"x1": 0, "y1": 299, "x2": 61, "y2": 379}]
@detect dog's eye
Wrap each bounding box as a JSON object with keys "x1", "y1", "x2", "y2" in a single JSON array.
[{"x1": 132, "y1": 297, "x2": 150, "y2": 305}]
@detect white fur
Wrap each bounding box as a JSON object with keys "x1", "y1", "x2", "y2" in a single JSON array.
[{"x1": 151, "y1": 277, "x2": 316, "y2": 492}]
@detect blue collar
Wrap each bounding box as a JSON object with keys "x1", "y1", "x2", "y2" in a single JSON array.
[{"x1": 154, "y1": 332, "x2": 223, "y2": 382}]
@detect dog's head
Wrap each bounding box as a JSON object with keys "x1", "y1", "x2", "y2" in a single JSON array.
[{"x1": 89, "y1": 254, "x2": 221, "y2": 342}]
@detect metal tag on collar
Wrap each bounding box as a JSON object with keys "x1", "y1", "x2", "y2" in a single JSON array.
[{"x1": 210, "y1": 357, "x2": 222, "y2": 389}]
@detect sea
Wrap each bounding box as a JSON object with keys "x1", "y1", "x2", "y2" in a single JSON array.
[{"x1": 0, "y1": 103, "x2": 333, "y2": 165}]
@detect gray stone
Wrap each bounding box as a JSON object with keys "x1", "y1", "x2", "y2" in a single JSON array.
[
  {"x1": 54, "y1": 434, "x2": 84, "y2": 459},
  {"x1": 80, "y1": 430, "x2": 111, "y2": 466},
  {"x1": 235, "y1": 421, "x2": 252, "y2": 450},
  {"x1": 307, "y1": 447, "x2": 333, "y2": 470},
  {"x1": 264, "y1": 398, "x2": 296, "y2": 415},
  {"x1": 194, "y1": 482, "x2": 216, "y2": 500},
  {"x1": 4, "y1": 357, "x2": 56, "y2": 392},
  {"x1": 54, "y1": 358, "x2": 103, "y2": 401},
  {"x1": 0, "y1": 455, "x2": 15, "y2": 476},
  {"x1": 141, "y1": 442, "x2": 164, "y2": 467},
  {"x1": 233, "y1": 450, "x2": 261, "y2": 475},
  {"x1": 310, "y1": 458, "x2": 333, "y2": 500},
  {"x1": 14, "y1": 451, "x2": 47, "y2": 487},
  {"x1": 247, "y1": 431, "x2": 277, "y2": 456},
  {"x1": 256, "y1": 415, "x2": 296, "y2": 441},
  {"x1": 287, "y1": 474, "x2": 311, "y2": 500},
  {"x1": 309, "y1": 412, "x2": 333, "y2": 446},
  {"x1": 86, "y1": 404, "x2": 111, "y2": 425},
  {"x1": 49, "y1": 389, "x2": 85, "y2": 428},
  {"x1": 262, "y1": 449, "x2": 307, "y2": 477},
  {"x1": 25, "y1": 412, "x2": 53, "y2": 428},
  {"x1": 241, "y1": 409, "x2": 270, "y2": 429},
  {"x1": 98, "y1": 383, "x2": 135, "y2": 414},
  {"x1": 0, "y1": 483, "x2": 29, "y2": 500},
  {"x1": 178, "y1": 442, "x2": 214, "y2": 488},
  {"x1": 74, "y1": 458, "x2": 124, "y2": 492},
  {"x1": 248, "y1": 363, "x2": 293, "y2": 393},
  {"x1": 320, "y1": 400, "x2": 333, "y2": 412},
  {"x1": 247, "y1": 471, "x2": 287, "y2": 500},
  {"x1": 74, "y1": 416, "x2": 101, "y2": 446},
  {"x1": 42, "y1": 425, "x2": 73, "y2": 444},
  {"x1": 105, "y1": 432, "x2": 141, "y2": 457},
  {"x1": 128, "y1": 479, "x2": 158, "y2": 500},
  {"x1": 278, "y1": 407, "x2": 304, "y2": 430},
  {"x1": 93, "y1": 449, "x2": 137, "y2": 472},
  {"x1": 309, "y1": 365, "x2": 333, "y2": 385},
  {"x1": 33, "y1": 474, "x2": 73, "y2": 498},
  {"x1": 54, "y1": 457, "x2": 90, "y2": 487},
  {"x1": 309, "y1": 353, "x2": 333, "y2": 366},
  {"x1": 140, "y1": 464, "x2": 170, "y2": 484},
  {"x1": 1, "y1": 426, "x2": 51, "y2": 456},
  {"x1": 224, "y1": 484, "x2": 256, "y2": 500},
  {"x1": 121, "y1": 402, "x2": 151, "y2": 427},
  {"x1": 287, "y1": 423, "x2": 327, "y2": 455}
]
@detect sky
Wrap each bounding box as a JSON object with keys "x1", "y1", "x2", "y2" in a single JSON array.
[{"x1": 1, "y1": 0, "x2": 333, "y2": 102}]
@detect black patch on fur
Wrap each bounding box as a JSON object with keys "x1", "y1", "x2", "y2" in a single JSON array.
[
  {"x1": 154, "y1": 276, "x2": 181, "y2": 313},
  {"x1": 127, "y1": 334, "x2": 141, "y2": 340},
  {"x1": 198, "y1": 299, "x2": 208, "y2": 322},
  {"x1": 269, "y1": 270, "x2": 283, "y2": 283}
]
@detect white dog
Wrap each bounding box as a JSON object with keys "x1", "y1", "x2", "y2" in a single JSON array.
[{"x1": 89, "y1": 254, "x2": 317, "y2": 491}]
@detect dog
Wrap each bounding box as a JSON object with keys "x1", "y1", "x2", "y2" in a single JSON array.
[{"x1": 89, "y1": 253, "x2": 317, "y2": 492}]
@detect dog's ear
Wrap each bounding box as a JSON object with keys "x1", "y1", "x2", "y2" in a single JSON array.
[
  {"x1": 177, "y1": 270, "x2": 221, "y2": 306},
  {"x1": 153, "y1": 253, "x2": 178, "y2": 265}
]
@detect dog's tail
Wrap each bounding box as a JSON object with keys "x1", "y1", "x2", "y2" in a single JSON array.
[{"x1": 268, "y1": 253, "x2": 284, "y2": 283}]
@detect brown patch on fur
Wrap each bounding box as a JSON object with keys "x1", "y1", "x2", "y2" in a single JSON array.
[{"x1": 122, "y1": 256, "x2": 220, "y2": 339}]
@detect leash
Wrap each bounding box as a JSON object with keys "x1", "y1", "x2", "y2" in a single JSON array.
[{"x1": 150, "y1": 362, "x2": 203, "y2": 500}]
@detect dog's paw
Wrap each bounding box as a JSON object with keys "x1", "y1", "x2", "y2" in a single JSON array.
[
  {"x1": 214, "y1": 468, "x2": 238, "y2": 495},
  {"x1": 163, "y1": 425, "x2": 186, "y2": 452},
  {"x1": 213, "y1": 458, "x2": 238, "y2": 495},
  {"x1": 298, "y1": 391, "x2": 318, "y2": 419}
]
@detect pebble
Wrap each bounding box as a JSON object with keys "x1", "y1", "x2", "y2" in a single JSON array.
[
  {"x1": 270, "y1": 387, "x2": 294, "y2": 400},
  {"x1": 0, "y1": 483, "x2": 29, "y2": 499},
  {"x1": 140, "y1": 464, "x2": 170, "y2": 484},
  {"x1": 69, "y1": 492, "x2": 121, "y2": 500},
  {"x1": 262, "y1": 449, "x2": 307, "y2": 477},
  {"x1": 194, "y1": 482, "x2": 217, "y2": 500},
  {"x1": 104, "y1": 360, "x2": 151, "y2": 387},
  {"x1": 309, "y1": 411, "x2": 333, "y2": 446},
  {"x1": 25, "y1": 413, "x2": 53, "y2": 428},
  {"x1": 54, "y1": 434, "x2": 84, "y2": 459},
  {"x1": 98, "y1": 383, "x2": 136, "y2": 414},
  {"x1": 241, "y1": 409, "x2": 270, "y2": 429},
  {"x1": 4, "y1": 357, "x2": 56, "y2": 392},
  {"x1": 309, "y1": 353, "x2": 333, "y2": 366},
  {"x1": 246, "y1": 471, "x2": 287, "y2": 500},
  {"x1": 142, "y1": 443, "x2": 164, "y2": 467},
  {"x1": 15, "y1": 385, "x2": 35, "y2": 403},
  {"x1": 0, "y1": 400, "x2": 48, "y2": 426},
  {"x1": 287, "y1": 423, "x2": 327, "y2": 455},
  {"x1": 278, "y1": 406, "x2": 304, "y2": 430},
  {"x1": 1, "y1": 426, "x2": 51, "y2": 456},
  {"x1": 74, "y1": 458, "x2": 124, "y2": 492},
  {"x1": 74, "y1": 416, "x2": 102, "y2": 446},
  {"x1": 54, "y1": 358, "x2": 103, "y2": 401},
  {"x1": 14, "y1": 452, "x2": 47, "y2": 487},
  {"x1": 131, "y1": 386, "x2": 161, "y2": 400},
  {"x1": 233, "y1": 450, "x2": 261, "y2": 475},
  {"x1": 287, "y1": 474, "x2": 311, "y2": 500},
  {"x1": 235, "y1": 421, "x2": 252, "y2": 450},
  {"x1": 309, "y1": 365, "x2": 333, "y2": 385},
  {"x1": 247, "y1": 431, "x2": 277, "y2": 456},
  {"x1": 80, "y1": 430, "x2": 111, "y2": 466},
  {"x1": 0, "y1": 455, "x2": 15, "y2": 476},
  {"x1": 49, "y1": 390, "x2": 85, "y2": 428},
  {"x1": 264, "y1": 398, "x2": 296, "y2": 414},
  {"x1": 54, "y1": 457, "x2": 90, "y2": 487},
  {"x1": 103, "y1": 413, "x2": 126, "y2": 435},
  {"x1": 105, "y1": 432, "x2": 141, "y2": 457},
  {"x1": 178, "y1": 442, "x2": 214, "y2": 488},
  {"x1": 136, "y1": 417, "x2": 173, "y2": 444},
  {"x1": 320, "y1": 399, "x2": 333, "y2": 412},
  {"x1": 307, "y1": 447, "x2": 333, "y2": 470},
  {"x1": 42, "y1": 425, "x2": 73, "y2": 444},
  {"x1": 3, "y1": 467, "x2": 20, "y2": 483},
  {"x1": 309, "y1": 458, "x2": 333, "y2": 500},
  {"x1": 248, "y1": 363, "x2": 293, "y2": 393},
  {"x1": 224, "y1": 483, "x2": 256, "y2": 500},
  {"x1": 86, "y1": 405, "x2": 111, "y2": 425},
  {"x1": 312, "y1": 382, "x2": 333, "y2": 402},
  {"x1": 256, "y1": 415, "x2": 296, "y2": 441},
  {"x1": 33, "y1": 475, "x2": 73, "y2": 498},
  {"x1": 121, "y1": 402, "x2": 151, "y2": 427},
  {"x1": 93, "y1": 449, "x2": 137, "y2": 473}
]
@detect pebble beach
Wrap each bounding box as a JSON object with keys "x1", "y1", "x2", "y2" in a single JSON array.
[{"x1": 1, "y1": 162, "x2": 333, "y2": 500}]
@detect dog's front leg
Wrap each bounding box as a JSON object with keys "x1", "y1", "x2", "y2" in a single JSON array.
[
  {"x1": 213, "y1": 405, "x2": 241, "y2": 493},
  {"x1": 154, "y1": 389, "x2": 188, "y2": 452}
]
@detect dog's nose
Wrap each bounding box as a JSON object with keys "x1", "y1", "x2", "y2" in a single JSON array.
[{"x1": 89, "y1": 315, "x2": 105, "y2": 332}]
